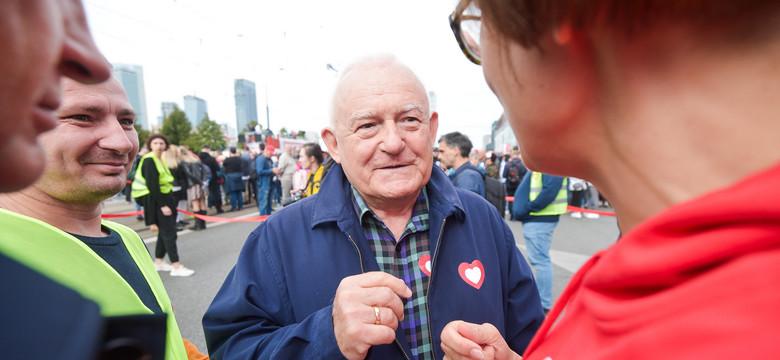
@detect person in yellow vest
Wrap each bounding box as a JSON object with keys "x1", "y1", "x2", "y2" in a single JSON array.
[
  {"x1": 133, "y1": 133, "x2": 195, "y2": 277},
  {"x1": 0, "y1": 76, "x2": 206, "y2": 359},
  {"x1": 299, "y1": 142, "x2": 325, "y2": 197},
  {"x1": 511, "y1": 171, "x2": 568, "y2": 313}
]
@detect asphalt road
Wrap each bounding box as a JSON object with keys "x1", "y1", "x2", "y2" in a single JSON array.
[{"x1": 103, "y1": 198, "x2": 620, "y2": 353}]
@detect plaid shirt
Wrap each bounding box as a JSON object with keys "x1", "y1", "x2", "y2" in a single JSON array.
[{"x1": 351, "y1": 186, "x2": 433, "y2": 360}]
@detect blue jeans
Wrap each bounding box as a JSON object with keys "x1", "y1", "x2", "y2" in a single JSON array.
[
  {"x1": 256, "y1": 183, "x2": 271, "y2": 215},
  {"x1": 229, "y1": 191, "x2": 243, "y2": 211},
  {"x1": 522, "y1": 221, "x2": 558, "y2": 310}
]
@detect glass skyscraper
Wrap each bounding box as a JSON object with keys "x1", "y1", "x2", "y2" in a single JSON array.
[{"x1": 234, "y1": 79, "x2": 258, "y2": 133}]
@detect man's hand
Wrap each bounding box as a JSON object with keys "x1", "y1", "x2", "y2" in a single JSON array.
[
  {"x1": 161, "y1": 205, "x2": 172, "y2": 216},
  {"x1": 333, "y1": 272, "x2": 412, "y2": 360},
  {"x1": 441, "y1": 321, "x2": 521, "y2": 360}
]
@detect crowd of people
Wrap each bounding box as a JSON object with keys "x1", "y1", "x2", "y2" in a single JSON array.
[{"x1": 2, "y1": 0, "x2": 779, "y2": 359}]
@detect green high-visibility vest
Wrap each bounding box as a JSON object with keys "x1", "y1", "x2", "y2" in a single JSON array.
[
  {"x1": 0, "y1": 209, "x2": 188, "y2": 359},
  {"x1": 132, "y1": 152, "x2": 174, "y2": 198},
  {"x1": 529, "y1": 172, "x2": 568, "y2": 216}
]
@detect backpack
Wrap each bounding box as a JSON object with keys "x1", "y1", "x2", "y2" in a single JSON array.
[
  {"x1": 454, "y1": 164, "x2": 507, "y2": 215},
  {"x1": 505, "y1": 159, "x2": 527, "y2": 187}
]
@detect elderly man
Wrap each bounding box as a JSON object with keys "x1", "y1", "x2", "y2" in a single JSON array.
[
  {"x1": 0, "y1": 77, "x2": 200, "y2": 359},
  {"x1": 203, "y1": 55, "x2": 543, "y2": 359},
  {"x1": 275, "y1": 144, "x2": 297, "y2": 204},
  {"x1": 442, "y1": 0, "x2": 780, "y2": 359}
]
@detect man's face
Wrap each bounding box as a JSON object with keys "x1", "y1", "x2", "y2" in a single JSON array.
[
  {"x1": 0, "y1": 0, "x2": 111, "y2": 192},
  {"x1": 323, "y1": 61, "x2": 439, "y2": 204},
  {"x1": 34, "y1": 77, "x2": 138, "y2": 203},
  {"x1": 437, "y1": 141, "x2": 459, "y2": 169}
]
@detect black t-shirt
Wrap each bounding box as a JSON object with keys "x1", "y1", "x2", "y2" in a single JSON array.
[{"x1": 72, "y1": 227, "x2": 163, "y2": 314}]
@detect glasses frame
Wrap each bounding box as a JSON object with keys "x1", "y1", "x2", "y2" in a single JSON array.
[{"x1": 449, "y1": 3, "x2": 482, "y2": 65}]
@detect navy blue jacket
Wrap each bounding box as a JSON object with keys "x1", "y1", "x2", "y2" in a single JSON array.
[
  {"x1": 512, "y1": 172, "x2": 566, "y2": 223},
  {"x1": 450, "y1": 162, "x2": 485, "y2": 197},
  {"x1": 203, "y1": 164, "x2": 544, "y2": 359}
]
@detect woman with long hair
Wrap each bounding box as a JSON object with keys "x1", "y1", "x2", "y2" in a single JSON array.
[
  {"x1": 180, "y1": 146, "x2": 209, "y2": 231},
  {"x1": 298, "y1": 143, "x2": 324, "y2": 197},
  {"x1": 133, "y1": 134, "x2": 194, "y2": 276}
]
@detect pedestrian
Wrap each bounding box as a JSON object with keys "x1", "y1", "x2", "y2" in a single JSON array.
[
  {"x1": 203, "y1": 54, "x2": 543, "y2": 359},
  {"x1": 222, "y1": 146, "x2": 247, "y2": 211},
  {"x1": 438, "y1": 131, "x2": 485, "y2": 196},
  {"x1": 512, "y1": 171, "x2": 568, "y2": 313},
  {"x1": 180, "y1": 146, "x2": 209, "y2": 231},
  {"x1": 132, "y1": 134, "x2": 195, "y2": 277},
  {"x1": 1, "y1": 76, "x2": 205, "y2": 359},
  {"x1": 254, "y1": 143, "x2": 274, "y2": 215},
  {"x1": 199, "y1": 145, "x2": 224, "y2": 214},
  {"x1": 276, "y1": 144, "x2": 297, "y2": 205},
  {"x1": 442, "y1": 0, "x2": 780, "y2": 358}
]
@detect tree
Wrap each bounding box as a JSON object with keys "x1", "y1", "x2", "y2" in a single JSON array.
[
  {"x1": 134, "y1": 124, "x2": 150, "y2": 149},
  {"x1": 279, "y1": 127, "x2": 289, "y2": 138},
  {"x1": 161, "y1": 106, "x2": 191, "y2": 145},
  {"x1": 184, "y1": 115, "x2": 226, "y2": 151}
]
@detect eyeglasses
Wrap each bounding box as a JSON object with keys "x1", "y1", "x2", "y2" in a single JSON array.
[{"x1": 449, "y1": 2, "x2": 482, "y2": 65}]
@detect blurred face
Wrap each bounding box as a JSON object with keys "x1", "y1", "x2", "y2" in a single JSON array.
[
  {"x1": 299, "y1": 148, "x2": 313, "y2": 170},
  {"x1": 34, "y1": 77, "x2": 138, "y2": 203},
  {"x1": 0, "y1": 0, "x2": 111, "y2": 192},
  {"x1": 437, "y1": 141, "x2": 459, "y2": 169},
  {"x1": 322, "y1": 61, "x2": 439, "y2": 204},
  {"x1": 149, "y1": 138, "x2": 167, "y2": 155}
]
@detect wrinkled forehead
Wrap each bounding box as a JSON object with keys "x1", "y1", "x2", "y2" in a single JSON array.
[
  {"x1": 61, "y1": 76, "x2": 128, "y2": 100},
  {"x1": 332, "y1": 62, "x2": 429, "y2": 128}
]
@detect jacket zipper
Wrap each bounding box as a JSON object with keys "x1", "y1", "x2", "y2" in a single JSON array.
[
  {"x1": 347, "y1": 233, "x2": 410, "y2": 360},
  {"x1": 424, "y1": 218, "x2": 447, "y2": 360}
]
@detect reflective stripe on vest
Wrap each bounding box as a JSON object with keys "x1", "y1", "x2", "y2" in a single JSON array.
[
  {"x1": 0, "y1": 209, "x2": 188, "y2": 359},
  {"x1": 132, "y1": 153, "x2": 174, "y2": 198},
  {"x1": 529, "y1": 172, "x2": 568, "y2": 216}
]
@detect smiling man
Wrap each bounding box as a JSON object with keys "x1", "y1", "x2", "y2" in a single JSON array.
[
  {"x1": 203, "y1": 55, "x2": 543, "y2": 360},
  {"x1": 0, "y1": 76, "x2": 193, "y2": 359}
]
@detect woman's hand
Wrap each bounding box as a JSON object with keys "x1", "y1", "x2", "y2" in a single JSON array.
[
  {"x1": 161, "y1": 205, "x2": 172, "y2": 216},
  {"x1": 441, "y1": 321, "x2": 522, "y2": 360}
]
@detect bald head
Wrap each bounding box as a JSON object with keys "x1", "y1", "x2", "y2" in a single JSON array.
[{"x1": 330, "y1": 54, "x2": 430, "y2": 129}]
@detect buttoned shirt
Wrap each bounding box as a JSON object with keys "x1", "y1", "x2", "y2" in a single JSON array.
[{"x1": 351, "y1": 186, "x2": 432, "y2": 360}]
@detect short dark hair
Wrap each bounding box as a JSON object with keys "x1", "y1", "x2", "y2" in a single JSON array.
[
  {"x1": 302, "y1": 143, "x2": 324, "y2": 165},
  {"x1": 438, "y1": 131, "x2": 472, "y2": 158},
  {"x1": 259, "y1": 143, "x2": 266, "y2": 151},
  {"x1": 145, "y1": 133, "x2": 170, "y2": 151}
]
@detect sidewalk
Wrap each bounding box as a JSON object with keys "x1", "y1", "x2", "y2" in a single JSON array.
[{"x1": 101, "y1": 195, "x2": 269, "y2": 242}]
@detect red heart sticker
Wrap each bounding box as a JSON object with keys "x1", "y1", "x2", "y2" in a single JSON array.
[
  {"x1": 418, "y1": 254, "x2": 431, "y2": 277},
  {"x1": 458, "y1": 260, "x2": 484, "y2": 289}
]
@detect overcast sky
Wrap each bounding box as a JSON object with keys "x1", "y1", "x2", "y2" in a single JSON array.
[{"x1": 84, "y1": 0, "x2": 504, "y2": 148}]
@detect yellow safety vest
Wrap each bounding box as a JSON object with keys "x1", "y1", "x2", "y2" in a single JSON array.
[
  {"x1": 132, "y1": 153, "x2": 174, "y2": 198},
  {"x1": 529, "y1": 172, "x2": 568, "y2": 216},
  {"x1": 0, "y1": 209, "x2": 187, "y2": 359},
  {"x1": 305, "y1": 165, "x2": 325, "y2": 197}
]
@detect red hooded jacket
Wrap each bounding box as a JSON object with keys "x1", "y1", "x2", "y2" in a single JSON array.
[{"x1": 524, "y1": 162, "x2": 780, "y2": 359}]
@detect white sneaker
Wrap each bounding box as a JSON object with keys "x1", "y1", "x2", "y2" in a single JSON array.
[
  {"x1": 154, "y1": 261, "x2": 172, "y2": 271},
  {"x1": 584, "y1": 212, "x2": 600, "y2": 219},
  {"x1": 170, "y1": 265, "x2": 195, "y2": 277},
  {"x1": 570, "y1": 212, "x2": 583, "y2": 219}
]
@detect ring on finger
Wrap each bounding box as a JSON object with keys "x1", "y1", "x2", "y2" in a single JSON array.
[{"x1": 373, "y1": 306, "x2": 381, "y2": 325}]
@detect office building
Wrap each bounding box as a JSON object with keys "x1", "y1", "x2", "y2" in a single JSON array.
[
  {"x1": 112, "y1": 64, "x2": 148, "y2": 130},
  {"x1": 184, "y1": 95, "x2": 208, "y2": 126},
  {"x1": 234, "y1": 79, "x2": 258, "y2": 133}
]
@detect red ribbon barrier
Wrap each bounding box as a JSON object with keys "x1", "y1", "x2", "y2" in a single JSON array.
[
  {"x1": 101, "y1": 210, "x2": 143, "y2": 218},
  {"x1": 504, "y1": 196, "x2": 616, "y2": 217},
  {"x1": 101, "y1": 208, "x2": 269, "y2": 222}
]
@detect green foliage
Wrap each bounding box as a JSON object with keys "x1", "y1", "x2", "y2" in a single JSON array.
[
  {"x1": 161, "y1": 106, "x2": 191, "y2": 145},
  {"x1": 279, "y1": 127, "x2": 289, "y2": 138},
  {"x1": 184, "y1": 115, "x2": 227, "y2": 150},
  {"x1": 297, "y1": 130, "x2": 306, "y2": 139},
  {"x1": 134, "y1": 124, "x2": 150, "y2": 148}
]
